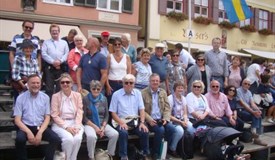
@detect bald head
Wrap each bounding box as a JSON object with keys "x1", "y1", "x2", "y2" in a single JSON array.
[{"x1": 87, "y1": 37, "x2": 100, "y2": 52}]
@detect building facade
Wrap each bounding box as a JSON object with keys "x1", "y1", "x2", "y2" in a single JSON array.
[{"x1": 139, "y1": 0, "x2": 275, "y2": 59}]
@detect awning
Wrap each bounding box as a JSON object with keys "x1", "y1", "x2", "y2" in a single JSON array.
[
  {"x1": 241, "y1": 49, "x2": 275, "y2": 60},
  {"x1": 166, "y1": 40, "x2": 251, "y2": 57},
  {"x1": 0, "y1": 19, "x2": 87, "y2": 44}
]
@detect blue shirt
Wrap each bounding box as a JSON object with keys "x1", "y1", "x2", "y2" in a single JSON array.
[
  {"x1": 78, "y1": 52, "x2": 107, "y2": 85},
  {"x1": 13, "y1": 91, "x2": 50, "y2": 126},
  {"x1": 9, "y1": 33, "x2": 40, "y2": 59},
  {"x1": 41, "y1": 38, "x2": 69, "y2": 64},
  {"x1": 149, "y1": 54, "x2": 168, "y2": 82},
  {"x1": 236, "y1": 87, "x2": 253, "y2": 109},
  {"x1": 109, "y1": 88, "x2": 144, "y2": 118},
  {"x1": 151, "y1": 90, "x2": 161, "y2": 119}
]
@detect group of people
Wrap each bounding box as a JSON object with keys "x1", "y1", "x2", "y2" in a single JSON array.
[{"x1": 9, "y1": 19, "x2": 275, "y2": 160}]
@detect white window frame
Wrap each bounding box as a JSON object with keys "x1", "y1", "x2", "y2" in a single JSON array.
[
  {"x1": 97, "y1": 0, "x2": 122, "y2": 13},
  {"x1": 218, "y1": 0, "x2": 228, "y2": 23},
  {"x1": 240, "y1": 19, "x2": 250, "y2": 27},
  {"x1": 43, "y1": 0, "x2": 73, "y2": 6},
  {"x1": 259, "y1": 9, "x2": 268, "y2": 30},
  {"x1": 194, "y1": 0, "x2": 208, "y2": 18},
  {"x1": 166, "y1": 0, "x2": 183, "y2": 13}
]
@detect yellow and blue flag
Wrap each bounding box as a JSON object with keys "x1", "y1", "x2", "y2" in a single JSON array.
[{"x1": 222, "y1": 0, "x2": 253, "y2": 23}]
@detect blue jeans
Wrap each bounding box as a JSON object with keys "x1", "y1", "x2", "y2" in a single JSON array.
[
  {"x1": 148, "y1": 122, "x2": 176, "y2": 156},
  {"x1": 106, "y1": 80, "x2": 123, "y2": 105},
  {"x1": 237, "y1": 109, "x2": 262, "y2": 133},
  {"x1": 221, "y1": 116, "x2": 244, "y2": 131},
  {"x1": 15, "y1": 126, "x2": 61, "y2": 160},
  {"x1": 116, "y1": 126, "x2": 150, "y2": 157}
]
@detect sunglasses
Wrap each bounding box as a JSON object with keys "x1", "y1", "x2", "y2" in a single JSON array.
[
  {"x1": 211, "y1": 85, "x2": 219, "y2": 88},
  {"x1": 60, "y1": 81, "x2": 71, "y2": 84},
  {"x1": 24, "y1": 26, "x2": 33, "y2": 30},
  {"x1": 114, "y1": 43, "x2": 121, "y2": 46},
  {"x1": 124, "y1": 81, "x2": 134, "y2": 85},
  {"x1": 172, "y1": 55, "x2": 180, "y2": 57},
  {"x1": 193, "y1": 85, "x2": 201, "y2": 88},
  {"x1": 92, "y1": 88, "x2": 101, "y2": 91},
  {"x1": 229, "y1": 89, "x2": 236, "y2": 92},
  {"x1": 197, "y1": 59, "x2": 205, "y2": 61},
  {"x1": 244, "y1": 82, "x2": 251, "y2": 86}
]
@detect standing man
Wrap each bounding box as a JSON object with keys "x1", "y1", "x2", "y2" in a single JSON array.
[
  {"x1": 100, "y1": 31, "x2": 114, "y2": 57},
  {"x1": 41, "y1": 24, "x2": 69, "y2": 98},
  {"x1": 62, "y1": 29, "x2": 78, "y2": 51},
  {"x1": 174, "y1": 43, "x2": 195, "y2": 69},
  {"x1": 149, "y1": 43, "x2": 169, "y2": 94},
  {"x1": 9, "y1": 20, "x2": 41, "y2": 70},
  {"x1": 205, "y1": 37, "x2": 229, "y2": 91},
  {"x1": 76, "y1": 37, "x2": 107, "y2": 92},
  {"x1": 236, "y1": 79, "x2": 267, "y2": 146},
  {"x1": 142, "y1": 73, "x2": 178, "y2": 159},
  {"x1": 13, "y1": 74, "x2": 61, "y2": 160},
  {"x1": 109, "y1": 74, "x2": 150, "y2": 160}
]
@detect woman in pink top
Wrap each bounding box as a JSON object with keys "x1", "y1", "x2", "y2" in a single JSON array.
[
  {"x1": 67, "y1": 35, "x2": 88, "y2": 91},
  {"x1": 51, "y1": 73, "x2": 84, "y2": 160},
  {"x1": 228, "y1": 56, "x2": 245, "y2": 88}
]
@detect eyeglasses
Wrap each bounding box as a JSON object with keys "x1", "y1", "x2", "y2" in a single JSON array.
[
  {"x1": 193, "y1": 85, "x2": 201, "y2": 89},
  {"x1": 243, "y1": 82, "x2": 251, "y2": 86},
  {"x1": 60, "y1": 81, "x2": 71, "y2": 84},
  {"x1": 229, "y1": 89, "x2": 236, "y2": 92},
  {"x1": 211, "y1": 86, "x2": 219, "y2": 88},
  {"x1": 124, "y1": 81, "x2": 134, "y2": 85},
  {"x1": 24, "y1": 26, "x2": 33, "y2": 30},
  {"x1": 197, "y1": 59, "x2": 205, "y2": 61},
  {"x1": 172, "y1": 55, "x2": 180, "y2": 57},
  {"x1": 92, "y1": 88, "x2": 101, "y2": 91},
  {"x1": 114, "y1": 43, "x2": 121, "y2": 46}
]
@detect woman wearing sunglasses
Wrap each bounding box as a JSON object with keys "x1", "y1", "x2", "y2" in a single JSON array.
[
  {"x1": 83, "y1": 80, "x2": 118, "y2": 160},
  {"x1": 51, "y1": 73, "x2": 84, "y2": 160},
  {"x1": 186, "y1": 54, "x2": 212, "y2": 94}
]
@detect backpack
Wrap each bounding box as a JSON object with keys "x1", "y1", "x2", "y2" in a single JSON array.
[
  {"x1": 177, "y1": 130, "x2": 194, "y2": 159},
  {"x1": 128, "y1": 144, "x2": 145, "y2": 160}
]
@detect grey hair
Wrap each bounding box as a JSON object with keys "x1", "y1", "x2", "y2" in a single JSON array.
[
  {"x1": 122, "y1": 33, "x2": 131, "y2": 43},
  {"x1": 90, "y1": 80, "x2": 102, "y2": 89},
  {"x1": 122, "y1": 74, "x2": 136, "y2": 82},
  {"x1": 74, "y1": 35, "x2": 83, "y2": 41},
  {"x1": 192, "y1": 80, "x2": 205, "y2": 94}
]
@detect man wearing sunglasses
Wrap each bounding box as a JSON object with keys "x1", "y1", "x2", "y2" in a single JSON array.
[
  {"x1": 109, "y1": 74, "x2": 150, "y2": 160},
  {"x1": 236, "y1": 79, "x2": 267, "y2": 146},
  {"x1": 9, "y1": 20, "x2": 41, "y2": 70}
]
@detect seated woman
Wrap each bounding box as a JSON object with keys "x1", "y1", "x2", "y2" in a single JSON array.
[
  {"x1": 83, "y1": 80, "x2": 118, "y2": 160},
  {"x1": 51, "y1": 73, "x2": 84, "y2": 160},
  {"x1": 224, "y1": 85, "x2": 244, "y2": 131},
  {"x1": 168, "y1": 81, "x2": 195, "y2": 156}
]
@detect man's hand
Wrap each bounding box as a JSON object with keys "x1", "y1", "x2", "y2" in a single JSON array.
[
  {"x1": 148, "y1": 119, "x2": 157, "y2": 127},
  {"x1": 139, "y1": 123, "x2": 148, "y2": 132},
  {"x1": 119, "y1": 122, "x2": 128, "y2": 130},
  {"x1": 34, "y1": 132, "x2": 43, "y2": 146},
  {"x1": 229, "y1": 117, "x2": 236, "y2": 126},
  {"x1": 253, "y1": 110, "x2": 262, "y2": 118},
  {"x1": 27, "y1": 132, "x2": 36, "y2": 144}
]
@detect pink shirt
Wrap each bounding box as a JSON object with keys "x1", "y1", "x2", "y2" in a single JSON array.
[
  {"x1": 228, "y1": 66, "x2": 242, "y2": 88},
  {"x1": 205, "y1": 92, "x2": 233, "y2": 118}
]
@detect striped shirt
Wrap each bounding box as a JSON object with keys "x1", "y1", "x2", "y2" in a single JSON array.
[
  {"x1": 205, "y1": 49, "x2": 229, "y2": 77},
  {"x1": 9, "y1": 33, "x2": 40, "y2": 59}
]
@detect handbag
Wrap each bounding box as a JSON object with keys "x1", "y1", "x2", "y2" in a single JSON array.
[
  {"x1": 10, "y1": 76, "x2": 28, "y2": 93},
  {"x1": 95, "y1": 148, "x2": 113, "y2": 160},
  {"x1": 112, "y1": 115, "x2": 139, "y2": 130},
  {"x1": 159, "y1": 139, "x2": 167, "y2": 160},
  {"x1": 191, "y1": 116, "x2": 227, "y2": 128}
]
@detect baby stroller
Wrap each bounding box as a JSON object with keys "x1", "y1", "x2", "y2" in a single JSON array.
[{"x1": 200, "y1": 127, "x2": 250, "y2": 160}]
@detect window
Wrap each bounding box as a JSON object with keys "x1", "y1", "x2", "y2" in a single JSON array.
[
  {"x1": 239, "y1": 6, "x2": 251, "y2": 27},
  {"x1": 97, "y1": 0, "x2": 122, "y2": 12},
  {"x1": 194, "y1": 0, "x2": 208, "y2": 18},
  {"x1": 167, "y1": 0, "x2": 183, "y2": 13},
  {"x1": 74, "y1": 0, "x2": 96, "y2": 7},
  {"x1": 259, "y1": 9, "x2": 268, "y2": 30},
  {"x1": 218, "y1": 0, "x2": 228, "y2": 23},
  {"x1": 44, "y1": 0, "x2": 73, "y2": 5},
  {"x1": 122, "y1": 0, "x2": 133, "y2": 13}
]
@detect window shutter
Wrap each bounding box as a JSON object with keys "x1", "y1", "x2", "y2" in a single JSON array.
[
  {"x1": 254, "y1": 8, "x2": 259, "y2": 30},
  {"x1": 268, "y1": 11, "x2": 272, "y2": 30},
  {"x1": 212, "y1": 0, "x2": 219, "y2": 23},
  {"x1": 158, "y1": 0, "x2": 167, "y2": 15},
  {"x1": 122, "y1": 0, "x2": 133, "y2": 13},
  {"x1": 272, "y1": 13, "x2": 275, "y2": 33}
]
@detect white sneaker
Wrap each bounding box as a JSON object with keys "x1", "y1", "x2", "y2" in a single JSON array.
[{"x1": 267, "y1": 118, "x2": 274, "y2": 123}]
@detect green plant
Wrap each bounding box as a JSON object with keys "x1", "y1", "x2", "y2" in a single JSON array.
[
  {"x1": 258, "y1": 28, "x2": 273, "y2": 35},
  {"x1": 166, "y1": 11, "x2": 187, "y2": 22},
  {"x1": 193, "y1": 16, "x2": 212, "y2": 25},
  {"x1": 240, "y1": 25, "x2": 256, "y2": 32},
  {"x1": 218, "y1": 21, "x2": 236, "y2": 29}
]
